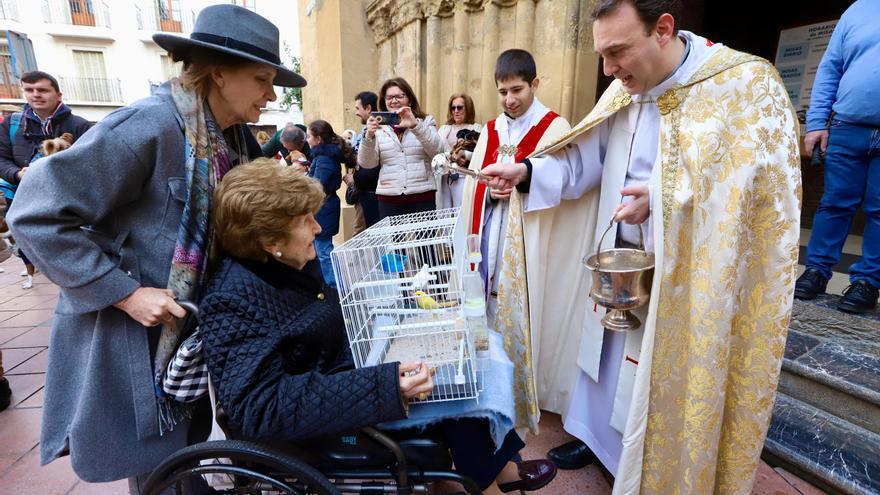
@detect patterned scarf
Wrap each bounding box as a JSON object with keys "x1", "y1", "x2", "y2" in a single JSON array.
[{"x1": 154, "y1": 78, "x2": 232, "y2": 434}]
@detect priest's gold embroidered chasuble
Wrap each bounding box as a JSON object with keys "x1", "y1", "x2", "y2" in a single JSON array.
[{"x1": 496, "y1": 46, "x2": 802, "y2": 494}]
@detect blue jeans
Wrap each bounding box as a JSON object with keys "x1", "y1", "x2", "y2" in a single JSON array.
[
  {"x1": 314, "y1": 237, "x2": 336, "y2": 289},
  {"x1": 805, "y1": 120, "x2": 880, "y2": 288}
]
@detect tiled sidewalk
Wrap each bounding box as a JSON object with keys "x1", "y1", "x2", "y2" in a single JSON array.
[
  {"x1": 0, "y1": 257, "x2": 128, "y2": 494},
  {"x1": 0, "y1": 256, "x2": 822, "y2": 494}
]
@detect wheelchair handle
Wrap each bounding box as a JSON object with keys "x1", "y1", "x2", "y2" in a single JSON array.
[{"x1": 176, "y1": 300, "x2": 199, "y2": 318}]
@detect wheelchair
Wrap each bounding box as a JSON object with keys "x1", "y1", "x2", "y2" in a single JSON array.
[{"x1": 142, "y1": 303, "x2": 486, "y2": 495}]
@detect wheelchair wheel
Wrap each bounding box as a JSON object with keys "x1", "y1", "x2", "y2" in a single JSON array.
[{"x1": 142, "y1": 439, "x2": 340, "y2": 495}]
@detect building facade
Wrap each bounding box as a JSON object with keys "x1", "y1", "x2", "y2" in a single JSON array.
[
  {"x1": 297, "y1": 0, "x2": 601, "y2": 136},
  {"x1": 0, "y1": 0, "x2": 301, "y2": 126}
]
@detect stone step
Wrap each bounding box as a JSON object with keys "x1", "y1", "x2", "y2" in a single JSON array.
[
  {"x1": 765, "y1": 393, "x2": 880, "y2": 495},
  {"x1": 782, "y1": 297, "x2": 880, "y2": 433}
]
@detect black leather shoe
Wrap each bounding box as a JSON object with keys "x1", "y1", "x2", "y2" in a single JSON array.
[
  {"x1": 838, "y1": 280, "x2": 879, "y2": 314},
  {"x1": 0, "y1": 377, "x2": 11, "y2": 412},
  {"x1": 547, "y1": 440, "x2": 598, "y2": 470},
  {"x1": 794, "y1": 268, "x2": 828, "y2": 300}
]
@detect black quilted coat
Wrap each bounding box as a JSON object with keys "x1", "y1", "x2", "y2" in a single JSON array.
[{"x1": 199, "y1": 257, "x2": 407, "y2": 441}]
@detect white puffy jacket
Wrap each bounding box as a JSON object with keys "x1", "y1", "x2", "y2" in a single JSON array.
[{"x1": 357, "y1": 115, "x2": 446, "y2": 196}]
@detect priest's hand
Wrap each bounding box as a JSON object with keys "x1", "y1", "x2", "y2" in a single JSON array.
[
  {"x1": 804, "y1": 130, "x2": 828, "y2": 156},
  {"x1": 615, "y1": 185, "x2": 650, "y2": 225},
  {"x1": 480, "y1": 162, "x2": 529, "y2": 191}
]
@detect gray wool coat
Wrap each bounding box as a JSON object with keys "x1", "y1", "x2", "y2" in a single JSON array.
[{"x1": 7, "y1": 84, "x2": 252, "y2": 482}]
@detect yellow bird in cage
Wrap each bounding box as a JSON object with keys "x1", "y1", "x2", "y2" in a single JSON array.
[{"x1": 414, "y1": 290, "x2": 458, "y2": 310}]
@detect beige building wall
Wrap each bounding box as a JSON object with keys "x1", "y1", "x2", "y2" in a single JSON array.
[
  {"x1": 297, "y1": 0, "x2": 379, "y2": 134},
  {"x1": 297, "y1": 0, "x2": 602, "y2": 242},
  {"x1": 298, "y1": 0, "x2": 602, "y2": 134},
  {"x1": 364, "y1": 0, "x2": 600, "y2": 125}
]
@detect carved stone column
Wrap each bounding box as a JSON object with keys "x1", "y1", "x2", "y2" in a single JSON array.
[
  {"x1": 426, "y1": 13, "x2": 443, "y2": 119},
  {"x1": 451, "y1": 3, "x2": 469, "y2": 101},
  {"x1": 514, "y1": 0, "x2": 536, "y2": 53},
  {"x1": 480, "y1": 1, "x2": 501, "y2": 119},
  {"x1": 350, "y1": 0, "x2": 600, "y2": 124}
]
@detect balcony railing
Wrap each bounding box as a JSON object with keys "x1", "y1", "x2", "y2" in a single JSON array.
[
  {"x1": 0, "y1": 83, "x2": 21, "y2": 99},
  {"x1": 60, "y1": 76, "x2": 122, "y2": 103},
  {"x1": 0, "y1": 0, "x2": 20, "y2": 21},
  {"x1": 42, "y1": 0, "x2": 111, "y2": 28},
  {"x1": 136, "y1": 3, "x2": 192, "y2": 33}
]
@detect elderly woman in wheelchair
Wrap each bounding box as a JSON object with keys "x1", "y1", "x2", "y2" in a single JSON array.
[{"x1": 143, "y1": 160, "x2": 556, "y2": 495}]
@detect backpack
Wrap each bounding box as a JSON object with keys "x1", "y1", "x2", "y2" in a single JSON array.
[{"x1": 0, "y1": 113, "x2": 21, "y2": 200}]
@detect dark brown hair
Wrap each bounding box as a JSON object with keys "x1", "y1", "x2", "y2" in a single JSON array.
[
  {"x1": 590, "y1": 0, "x2": 682, "y2": 34},
  {"x1": 307, "y1": 119, "x2": 357, "y2": 168},
  {"x1": 494, "y1": 49, "x2": 537, "y2": 84},
  {"x1": 354, "y1": 91, "x2": 378, "y2": 111},
  {"x1": 378, "y1": 77, "x2": 426, "y2": 119},
  {"x1": 445, "y1": 93, "x2": 476, "y2": 125},
  {"x1": 21, "y1": 71, "x2": 60, "y2": 92}
]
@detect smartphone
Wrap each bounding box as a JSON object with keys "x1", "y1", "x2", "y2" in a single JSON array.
[
  {"x1": 810, "y1": 146, "x2": 825, "y2": 167},
  {"x1": 371, "y1": 111, "x2": 401, "y2": 126}
]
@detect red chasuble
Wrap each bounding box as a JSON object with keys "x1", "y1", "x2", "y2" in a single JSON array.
[{"x1": 470, "y1": 111, "x2": 559, "y2": 235}]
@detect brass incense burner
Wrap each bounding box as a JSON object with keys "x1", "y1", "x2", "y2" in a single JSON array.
[{"x1": 583, "y1": 218, "x2": 655, "y2": 331}]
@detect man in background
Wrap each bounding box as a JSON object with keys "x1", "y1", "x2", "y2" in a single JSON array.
[
  {"x1": 794, "y1": 0, "x2": 880, "y2": 313},
  {"x1": 345, "y1": 91, "x2": 380, "y2": 232}
]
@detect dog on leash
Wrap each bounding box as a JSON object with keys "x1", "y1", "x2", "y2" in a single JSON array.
[{"x1": 2, "y1": 133, "x2": 74, "y2": 289}]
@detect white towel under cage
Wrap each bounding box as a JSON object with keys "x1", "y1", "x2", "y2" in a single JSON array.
[{"x1": 331, "y1": 207, "x2": 481, "y2": 404}]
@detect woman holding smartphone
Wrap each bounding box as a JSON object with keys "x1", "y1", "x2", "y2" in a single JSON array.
[{"x1": 357, "y1": 77, "x2": 445, "y2": 219}]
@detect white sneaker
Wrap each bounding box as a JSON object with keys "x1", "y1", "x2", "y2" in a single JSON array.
[
  {"x1": 22, "y1": 275, "x2": 33, "y2": 290},
  {"x1": 0, "y1": 267, "x2": 5, "y2": 273},
  {"x1": 20, "y1": 269, "x2": 27, "y2": 277}
]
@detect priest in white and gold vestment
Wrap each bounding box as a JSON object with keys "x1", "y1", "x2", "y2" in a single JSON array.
[{"x1": 481, "y1": 1, "x2": 802, "y2": 493}]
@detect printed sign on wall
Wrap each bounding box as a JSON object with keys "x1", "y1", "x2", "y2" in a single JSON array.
[{"x1": 774, "y1": 20, "x2": 838, "y2": 121}]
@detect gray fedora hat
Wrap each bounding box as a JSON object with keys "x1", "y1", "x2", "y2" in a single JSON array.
[{"x1": 153, "y1": 4, "x2": 306, "y2": 88}]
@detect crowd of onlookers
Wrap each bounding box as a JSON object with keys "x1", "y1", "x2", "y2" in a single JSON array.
[
  {"x1": 251, "y1": 80, "x2": 483, "y2": 289},
  {"x1": 0, "y1": 64, "x2": 486, "y2": 415}
]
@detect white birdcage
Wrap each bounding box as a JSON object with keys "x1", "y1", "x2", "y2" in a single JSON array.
[{"x1": 331, "y1": 207, "x2": 481, "y2": 404}]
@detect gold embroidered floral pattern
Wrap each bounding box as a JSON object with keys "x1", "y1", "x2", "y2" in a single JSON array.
[
  {"x1": 656, "y1": 89, "x2": 681, "y2": 115},
  {"x1": 500, "y1": 45, "x2": 799, "y2": 494},
  {"x1": 495, "y1": 189, "x2": 541, "y2": 432},
  {"x1": 642, "y1": 55, "x2": 801, "y2": 494}
]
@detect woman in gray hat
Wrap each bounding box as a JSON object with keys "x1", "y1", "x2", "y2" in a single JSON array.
[{"x1": 6, "y1": 5, "x2": 305, "y2": 491}]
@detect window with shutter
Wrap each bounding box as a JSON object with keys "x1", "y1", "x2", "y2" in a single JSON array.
[
  {"x1": 72, "y1": 49, "x2": 108, "y2": 101},
  {"x1": 0, "y1": 42, "x2": 19, "y2": 99}
]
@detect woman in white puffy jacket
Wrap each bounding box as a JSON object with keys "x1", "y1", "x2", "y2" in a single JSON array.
[{"x1": 357, "y1": 77, "x2": 446, "y2": 219}]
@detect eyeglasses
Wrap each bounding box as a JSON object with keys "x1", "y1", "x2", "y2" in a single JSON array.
[
  {"x1": 385, "y1": 94, "x2": 407, "y2": 102},
  {"x1": 450, "y1": 105, "x2": 465, "y2": 111}
]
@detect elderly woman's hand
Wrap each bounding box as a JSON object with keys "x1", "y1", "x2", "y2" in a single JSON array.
[
  {"x1": 398, "y1": 361, "x2": 434, "y2": 400},
  {"x1": 114, "y1": 287, "x2": 187, "y2": 327}
]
